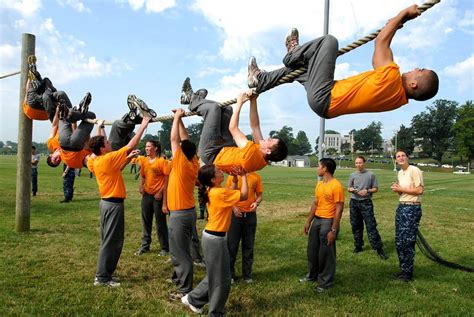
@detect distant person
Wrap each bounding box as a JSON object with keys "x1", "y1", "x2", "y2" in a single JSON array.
[
  {"x1": 61, "y1": 165, "x2": 75, "y2": 203},
  {"x1": 347, "y1": 156, "x2": 388, "y2": 260},
  {"x1": 167, "y1": 108, "x2": 200, "y2": 301},
  {"x1": 226, "y1": 171, "x2": 263, "y2": 283},
  {"x1": 87, "y1": 107, "x2": 152, "y2": 287},
  {"x1": 135, "y1": 140, "x2": 170, "y2": 257},
  {"x1": 181, "y1": 164, "x2": 248, "y2": 315},
  {"x1": 390, "y1": 150, "x2": 424, "y2": 282},
  {"x1": 180, "y1": 79, "x2": 288, "y2": 172},
  {"x1": 248, "y1": 5, "x2": 439, "y2": 119},
  {"x1": 31, "y1": 146, "x2": 40, "y2": 196},
  {"x1": 130, "y1": 156, "x2": 138, "y2": 174},
  {"x1": 300, "y1": 158, "x2": 344, "y2": 293}
]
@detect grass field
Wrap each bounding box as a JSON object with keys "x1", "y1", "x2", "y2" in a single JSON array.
[{"x1": 0, "y1": 155, "x2": 473, "y2": 316}]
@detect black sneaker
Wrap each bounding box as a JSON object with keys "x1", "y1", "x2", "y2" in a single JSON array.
[
  {"x1": 128, "y1": 94, "x2": 157, "y2": 118},
  {"x1": 353, "y1": 246, "x2": 363, "y2": 253},
  {"x1": 247, "y1": 56, "x2": 261, "y2": 89},
  {"x1": 58, "y1": 103, "x2": 69, "y2": 120},
  {"x1": 27, "y1": 55, "x2": 42, "y2": 81},
  {"x1": 395, "y1": 272, "x2": 413, "y2": 282},
  {"x1": 180, "y1": 77, "x2": 193, "y2": 105},
  {"x1": 78, "y1": 92, "x2": 92, "y2": 116},
  {"x1": 377, "y1": 248, "x2": 389, "y2": 260},
  {"x1": 285, "y1": 27, "x2": 299, "y2": 53}
]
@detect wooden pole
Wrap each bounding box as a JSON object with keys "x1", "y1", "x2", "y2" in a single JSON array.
[{"x1": 15, "y1": 33, "x2": 35, "y2": 232}]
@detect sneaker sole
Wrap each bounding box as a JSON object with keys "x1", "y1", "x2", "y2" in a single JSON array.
[
  {"x1": 80, "y1": 92, "x2": 92, "y2": 115},
  {"x1": 128, "y1": 95, "x2": 157, "y2": 118}
]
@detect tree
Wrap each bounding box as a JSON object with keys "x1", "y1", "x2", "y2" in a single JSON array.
[
  {"x1": 340, "y1": 142, "x2": 352, "y2": 155},
  {"x1": 392, "y1": 124, "x2": 415, "y2": 155},
  {"x1": 0, "y1": 141, "x2": 4, "y2": 148},
  {"x1": 453, "y1": 100, "x2": 474, "y2": 163},
  {"x1": 294, "y1": 131, "x2": 312, "y2": 155},
  {"x1": 157, "y1": 121, "x2": 172, "y2": 155},
  {"x1": 411, "y1": 99, "x2": 457, "y2": 162},
  {"x1": 187, "y1": 121, "x2": 204, "y2": 147},
  {"x1": 352, "y1": 121, "x2": 383, "y2": 153}
]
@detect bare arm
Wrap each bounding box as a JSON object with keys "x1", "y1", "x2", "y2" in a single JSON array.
[
  {"x1": 126, "y1": 116, "x2": 150, "y2": 153},
  {"x1": 239, "y1": 173, "x2": 248, "y2": 201},
  {"x1": 229, "y1": 91, "x2": 251, "y2": 149},
  {"x1": 171, "y1": 108, "x2": 185, "y2": 155},
  {"x1": 391, "y1": 183, "x2": 424, "y2": 195},
  {"x1": 250, "y1": 191, "x2": 263, "y2": 211},
  {"x1": 249, "y1": 92, "x2": 264, "y2": 143},
  {"x1": 327, "y1": 202, "x2": 344, "y2": 245},
  {"x1": 304, "y1": 200, "x2": 317, "y2": 235},
  {"x1": 372, "y1": 5, "x2": 420, "y2": 69},
  {"x1": 161, "y1": 176, "x2": 169, "y2": 214},
  {"x1": 49, "y1": 106, "x2": 60, "y2": 138},
  {"x1": 178, "y1": 117, "x2": 189, "y2": 141}
]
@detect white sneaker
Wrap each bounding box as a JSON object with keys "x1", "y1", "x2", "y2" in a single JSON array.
[
  {"x1": 244, "y1": 278, "x2": 253, "y2": 284},
  {"x1": 181, "y1": 294, "x2": 202, "y2": 314},
  {"x1": 93, "y1": 279, "x2": 121, "y2": 287}
]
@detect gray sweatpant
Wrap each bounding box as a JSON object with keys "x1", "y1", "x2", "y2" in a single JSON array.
[
  {"x1": 306, "y1": 217, "x2": 336, "y2": 289},
  {"x1": 188, "y1": 94, "x2": 235, "y2": 165},
  {"x1": 139, "y1": 193, "x2": 169, "y2": 252},
  {"x1": 109, "y1": 119, "x2": 136, "y2": 151},
  {"x1": 59, "y1": 110, "x2": 96, "y2": 151},
  {"x1": 95, "y1": 200, "x2": 125, "y2": 282},
  {"x1": 256, "y1": 35, "x2": 338, "y2": 118},
  {"x1": 169, "y1": 208, "x2": 196, "y2": 293},
  {"x1": 187, "y1": 231, "x2": 231, "y2": 317}
]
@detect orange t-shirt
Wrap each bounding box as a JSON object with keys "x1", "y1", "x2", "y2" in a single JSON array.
[
  {"x1": 205, "y1": 187, "x2": 241, "y2": 233},
  {"x1": 137, "y1": 156, "x2": 170, "y2": 195},
  {"x1": 225, "y1": 172, "x2": 263, "y2": 212},
  {"x1": 214, "y1": 141, "x2": 268, "y2": 174},
  {"x1": 167, "y1": 147, "x2": 199, "y2": 211},
  {"x1": 314, "y1": 178, "x2": 345, "y2": 218},
  {"x1": 47, "y1": 132, "x2": 90, "y2": 168},
  {"x1": 87, "y1": 146, "x2": 128, "y2": 199},
  {"x1": 47, "y1": 133, "x2": 60, "y2": 152},
  {"x1": 328, "y1": 63, "x2": 408, "y2": 118}
]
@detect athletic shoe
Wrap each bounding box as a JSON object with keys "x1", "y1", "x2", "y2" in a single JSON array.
[
  {"x1": 353, "y1": 246, "x2": 363, "y2": 253},
  {"x1": 93, "y1": 279, "x2": 121, "y2": 287},
  {"x1": 299, "y1": 276, "x2": 316, "y2": 283},
  {"x1": 78, "y1": 92, "x2": 92, "y2": 116},
  {"x1": 128, "y1": 94, "x2": 157, "y2": 118},
  {"x1": 247, "y1": 56, "x2": 261, "y2": 89},
  {"x1": 169, "y1": 291, "x2": 186, "y2": 301},
  {"x1": 285, "y1": 27, "x2": 299, "y2": 53},
  {"x1": 134, "y1": 248, "x2": 150, "y2": 256},
  {"x1": 158, "y1": 250, "x2": 169, "y2": 257},
  {"x1": 193, "y1": 260, "x2": 206, "y2": 268},
  {"x1": 180, "y1": 77, "x2": 193, "y2": 105},
  {"x1": 181, "y1": 294, "x2": 203, "y2": 314},
  {"x1": 377, "y1": 248, "x2": 389, "y2": 260},
  {"x1": 95, "y1": 276, "x2": 120, "y2": 283},
  {"x1": 315, "y1": 286, "x2": 327, "y2": 293},
  {"x1": 243, "y1": 278, "x2": 253, "y2": 284},
  {"x1": 394, "y1": 272, "x2": 413, "y2": 282}
]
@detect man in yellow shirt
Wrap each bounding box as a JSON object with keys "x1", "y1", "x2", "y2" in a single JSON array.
[
  {"x1": 248, "y1": 5, "x2": 439, "y2": 119},
  {"x1": 87, "y1": 115, "x2": 151, "y2": 287},
  {"x1": 180, "y1": 79, "x2": 288, "y2": 172},
  {"x1": 301, "y1": 158, "x2": 344, "y2": 293}
]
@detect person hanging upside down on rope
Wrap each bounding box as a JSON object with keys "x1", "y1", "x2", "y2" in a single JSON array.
[
  {"x1": 180, "y1": 78, "x2": 288, "y2": 173},
  {"x1": 247, "y1": 4, "x2": 439, "y2": 119},
  {"x1": 47, "y1": 94, "x2": 156, "y2": 169}
]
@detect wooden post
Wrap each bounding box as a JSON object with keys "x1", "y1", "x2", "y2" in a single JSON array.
[{"x1": 15, "y1": 33, "x2": 35, "y2": 232}]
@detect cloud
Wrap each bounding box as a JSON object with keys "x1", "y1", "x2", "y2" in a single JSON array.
[
  {"x1": 56, "y1": 0, "x2": 91, "y2": 13},
  {"x1": 459, "y1": 9, "x2": 474, "y2": 35},
  {"x1": 0, "y1": 0, "x2": 41, "y2": 17},
  {"x1": 126, "y1": 0, "x2": 175, "y2": 13},
  {"x1": 443, "y1": 54, "x2": 474, "y2": 93}
]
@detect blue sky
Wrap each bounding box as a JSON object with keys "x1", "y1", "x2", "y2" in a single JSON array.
[{"x1": 1, "y1": 0, "x2": 473, "y2": 147}]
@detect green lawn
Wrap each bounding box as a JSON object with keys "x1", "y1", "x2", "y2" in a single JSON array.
[{"x1": 0, "y1": 155, "x2": 473, "y2": 316}]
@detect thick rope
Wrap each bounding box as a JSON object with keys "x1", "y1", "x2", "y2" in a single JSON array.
[
  {"x1": 0, "y1": 71, "x2": 21, "y2": 79},
  {"x1": 83, "y1": 0, "x2": 441, "y2": 126}
]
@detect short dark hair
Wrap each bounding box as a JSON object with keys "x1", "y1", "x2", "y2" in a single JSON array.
[
  {"x1": 394, "y1": 149, "x2": 409, "y2": 159},
  {"x1": 266, "y1": 138, "x2": 288, "y2": 162},
  {"x1": 413, "y1": 70, "x2": 439, "y2": 101},
  {"x1": 146, "y1": 140, "x2": 162, "y2": 156},
  {"x1": 46, "y1": 154, "x2": 60, "y2": 167},
  {"x1": 181, "y1": 140, "x2": 196, "y2": 161},
  {"x1": 89, "y1": 136, "x2": 105, "y2": 156},
  {"x1": 32, "y1": 146, "x2": 36, "y2": 150},
  {"x1": 198, "y1": 164, "x2": 217, "y2": 205},
  {"x1": 355, "y1": 155, "x2": 366, "y2": 162},
  {"x1": 319, "y1": 158, "x2": 336, "y2": 175}
]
